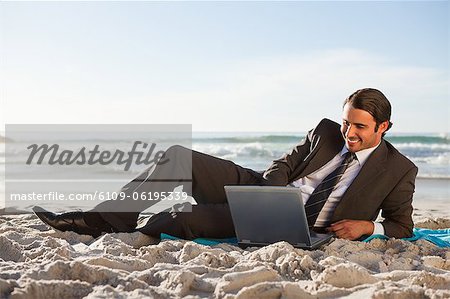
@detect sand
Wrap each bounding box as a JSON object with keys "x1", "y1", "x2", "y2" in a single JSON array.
[{"x1": 0, "y1": 211, "x2": 449, "y2": 299}]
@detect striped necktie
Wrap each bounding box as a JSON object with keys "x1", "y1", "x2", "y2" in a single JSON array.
[{"x1": 305, "y1": 151, "x2": 356, "y2": 228}]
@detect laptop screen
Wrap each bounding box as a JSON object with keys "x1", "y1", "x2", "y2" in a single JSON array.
[{"x1": 224, "y1": 186, "x2": 312, "y2": 247}]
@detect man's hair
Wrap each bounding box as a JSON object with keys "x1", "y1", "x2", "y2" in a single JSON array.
[{"x1": 343, "y1": 88, "x2": 393, "y2": 136}]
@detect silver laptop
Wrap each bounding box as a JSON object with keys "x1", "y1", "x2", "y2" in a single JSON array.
[{"x1": 224, "y1": 185, "x2": 333, "y2": 250}]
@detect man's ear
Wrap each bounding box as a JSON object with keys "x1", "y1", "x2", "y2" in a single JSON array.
[{"x1": 378, "y1": 120, "x2": 389, "y2": 134}]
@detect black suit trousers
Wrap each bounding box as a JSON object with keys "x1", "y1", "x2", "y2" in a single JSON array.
[{"x1": 95, "y1": 145, "x2": 263, "y2": 239}]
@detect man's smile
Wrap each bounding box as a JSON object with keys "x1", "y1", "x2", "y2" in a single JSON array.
[{"x1": 346, "y1": 138, "x2": 360, "y2": 144}]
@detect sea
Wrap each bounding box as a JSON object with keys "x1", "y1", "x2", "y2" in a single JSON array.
[
  {"x1": 191, "y1": 132, "x2": 450, "y2": 179},
  {"x1": 1, "y1": 132, "x2": 449, "y2": 212}
]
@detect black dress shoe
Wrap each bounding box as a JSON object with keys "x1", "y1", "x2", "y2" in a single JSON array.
[{"x1": 32, "y1": 206, "x2": 104, "y2": 238}]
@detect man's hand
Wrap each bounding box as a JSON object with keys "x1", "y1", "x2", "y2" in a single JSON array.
[{"x1": 327, "y1": 219, "x2": 374, "y2": 240}]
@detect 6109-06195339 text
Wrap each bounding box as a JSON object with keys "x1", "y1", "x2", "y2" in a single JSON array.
[{"x1": 9, "y1": 191, "x2": 189, "y2": 202}]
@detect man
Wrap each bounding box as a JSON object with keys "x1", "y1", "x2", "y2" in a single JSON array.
[{"x1": 34, "y1": 88, "x2": 418, "y2": 241}]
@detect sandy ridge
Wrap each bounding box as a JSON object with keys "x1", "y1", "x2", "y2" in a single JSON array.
[{"x1": 0, "y1": 214, "x2": 449, "y2": 298}]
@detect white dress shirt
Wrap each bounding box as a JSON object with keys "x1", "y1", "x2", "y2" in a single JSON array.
[{"x1": 290, "y1": 142, "x2": 385, "y2": 236}]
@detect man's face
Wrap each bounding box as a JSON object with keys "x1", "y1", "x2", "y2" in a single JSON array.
[{"x1": 341, "y1": 103, "x2": 387, "y2": 153}]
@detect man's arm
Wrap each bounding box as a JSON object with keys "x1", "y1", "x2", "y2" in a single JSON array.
[
  {"x1": 328, "y1": 165, "x2": 418, "y2": 240},
  {"x1": 327, "y1": 219, "x2": 375, "y2": 240},
  {"x1": 379, "y1": 165, "x2": 418, "y2": 238},
  {"x1": 263, "y1": 118, "x2": 342, "y2": 186},
  {"x1": 263, "y1": 129, "x2": 314, "y2": 186}
]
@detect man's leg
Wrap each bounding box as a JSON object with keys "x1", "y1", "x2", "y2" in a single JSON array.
[
  {"x1": 94, "y1": 145, "x2": 263, "y2": 233},
  {"x1": 34, "y1": 145, "x2": 263, "y2": 236},
  {"x1": 137, "y1": 203, "x2": 235, "y2": 239}
]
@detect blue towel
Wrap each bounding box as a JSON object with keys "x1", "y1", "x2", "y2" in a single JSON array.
[
  {"x1": 362, "y1": 228, "x2": 450, "y2": 248},
  {"x1": 161, "y1": 228, "x2": 450, "y2": 248},
  {"x1": 160, "y1": 233, "x2": 238, "y2": 246}
]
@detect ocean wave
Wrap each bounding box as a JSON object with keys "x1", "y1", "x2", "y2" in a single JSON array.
[
  {"x1": 193, "y1": 135, "x2": 303, "y2": 144},
  {"x1": 3, "y1": 134, "x2": 449, "y2": 144},
  {"x1": 394, "y1": 142, "x2": 450, "y2": 151},
  {"x1": 2, "y1": 134, "x2": 449, "y2": 180},
  {"x1": 193, "y1": 143, "x2": 279, "y2": 159},
  {"x1": 410, "y1": 153, "x2": 450, "y2": 165},
  {"x1": 192, "y1": 134, "x2": 449, "y2": 145},
  {"x1": 416, "y1": 174, "x2": 450, "y2": 180},
  {"x1": 386, "y1": 135, "x2": 449, "y2": 144}
]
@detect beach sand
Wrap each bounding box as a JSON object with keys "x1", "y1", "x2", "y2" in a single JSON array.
[{"x1": 1, "y1": 208, "x2": 449, "y2": 299}]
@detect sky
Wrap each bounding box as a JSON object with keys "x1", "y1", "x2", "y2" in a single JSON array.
[{"x1": 1, "y1": 1, "x2": 449, "y2": 133}]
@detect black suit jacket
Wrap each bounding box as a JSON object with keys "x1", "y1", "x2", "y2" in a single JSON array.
[{"x1": 263, "y1": 119, "x2": 418, "y2": 238}]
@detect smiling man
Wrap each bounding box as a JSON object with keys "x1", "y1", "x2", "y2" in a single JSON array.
[
  {"x1": 330, "y1": 90, "x2": 393, "y2": 239},
  {"x1": 34, "y1": 88, "x2": 418, "y2": 241},
  {"x1": 263, "y1": 88, "x2": 417, "y2": 240}
]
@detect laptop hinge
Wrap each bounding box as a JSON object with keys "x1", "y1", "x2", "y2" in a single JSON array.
[{"x1": 242, "y1": 239, "x2": 251, "y2": 243}]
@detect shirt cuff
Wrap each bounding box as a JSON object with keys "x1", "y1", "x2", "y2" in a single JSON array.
[{"x1": 372, "y1": 222, "x2": 385, "y2": 236}]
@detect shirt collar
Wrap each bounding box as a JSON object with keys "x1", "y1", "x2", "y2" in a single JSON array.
[{"x1": 340, "y1": 141, "x2": 381, "y2": 166}]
